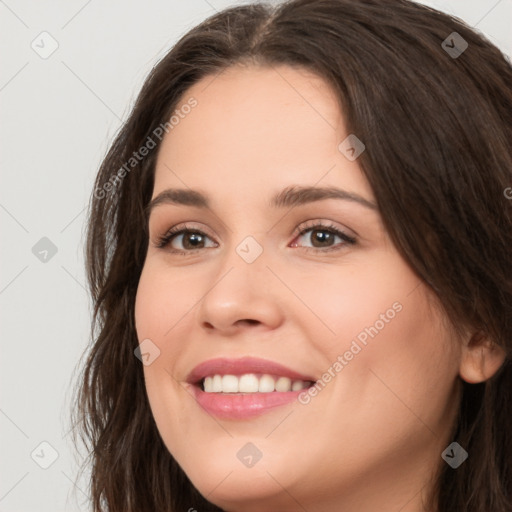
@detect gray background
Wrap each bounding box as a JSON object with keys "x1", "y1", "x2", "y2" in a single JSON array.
[{"x1": 1, "y1": 1, "x2": 511, "y2": 510}]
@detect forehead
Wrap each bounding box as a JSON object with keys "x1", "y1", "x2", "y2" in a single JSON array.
[{"x1": 153, "y1": 64, "x2": 373, "y2": 204}]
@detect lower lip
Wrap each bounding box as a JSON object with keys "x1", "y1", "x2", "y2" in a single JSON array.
[{"x1": 190, "y1": 385, "x2": 305, "y2": 419}]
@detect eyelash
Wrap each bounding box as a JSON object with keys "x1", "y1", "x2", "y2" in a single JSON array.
[{"x1": 154, "y1": 220, "x2": 357, "y2": 255}]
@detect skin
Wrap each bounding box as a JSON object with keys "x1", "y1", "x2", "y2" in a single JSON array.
[{"x1": 134, "y1": 64, "x2": 505, "y2": 512}]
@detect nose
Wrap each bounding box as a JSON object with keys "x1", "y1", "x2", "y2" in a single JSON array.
[{"x1": 196, "y1": 250, "x2": 284, "y2": 336}]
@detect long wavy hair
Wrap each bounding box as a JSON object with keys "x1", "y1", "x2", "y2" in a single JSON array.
[{"x1": 70, "y1": 0, "x2": 512, "y2": 510}]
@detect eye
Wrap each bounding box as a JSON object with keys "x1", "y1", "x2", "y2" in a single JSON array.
[
  {"x1": 155, "y1": 223, "x2": 217, "y2": 252},
  {"x1": 291, "y1": 221, "x2": 357, "y2": 252}
]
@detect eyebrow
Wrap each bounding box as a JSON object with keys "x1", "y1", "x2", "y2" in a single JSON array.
[{"x1": 145, "y1": 185, "x2": 377, "y2": 218}]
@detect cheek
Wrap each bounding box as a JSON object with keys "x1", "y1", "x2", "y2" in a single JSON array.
[
  {"x1": 303, "y1": 260, "x2": 410, "y2": 355},
  {"x1": 134, "y1": 262, "x2": 199, "y2": 339},
  {"x1": 135, "y1": 264, "x2": 162, "y2": 338},
  {"x1": 134, "y1": 265, "x2": 185, "y2": 405},
  {"x1": 134, "y1": 268, "x2": 192, "y2": 461},
  {"x1": 305, "y1": 260, "x2": 458, "y2": 427},
  {"x1": 319, "y1": 283, "x2": 458, "y2": 437}
]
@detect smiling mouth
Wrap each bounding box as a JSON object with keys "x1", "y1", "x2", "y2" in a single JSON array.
[{"x1": 198, "y1": 373, "x2": 316, "y2": 393}]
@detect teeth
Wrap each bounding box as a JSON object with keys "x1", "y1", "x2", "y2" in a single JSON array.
[
  {"x1": 212, "y1": 375, "x2": 222, "y2": 392},
  {"x1": 258, "y1": 374, "x2": 275, "y2": 393},
  {"x1": 222, "y1": 375, "x2": 238, "y2": 393},
  {"x1": 291, "y1": 380, "x2": 305, "y2": 391},
  {"x1": 202, "y1": 373, "x2": 310, "y2": 393},
  {"x1": 275, "y1": 377, "x2": 291, "y2": 392},
  {"x1": 239, "y1": 374, "x2": 259, "y2": 392}
]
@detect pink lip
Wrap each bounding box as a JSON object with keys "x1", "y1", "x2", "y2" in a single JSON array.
[
  {"x1": 186, "y1": 356, "x2": 316, "y2": 384},
  {"x1": 190, "y1": 386, "x2": 307, "y2": 419},
  {"x1": 185, "y1": 357, "x2": 316, "y2": 420}
]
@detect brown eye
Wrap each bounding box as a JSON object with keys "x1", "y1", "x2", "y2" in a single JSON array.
[
  {"x1": 305, "y1": 228, "x2": 336, "y2": 248},
  {"x1": 292, "y1": 222, "x2": 357, "y2": 252},
  {"x1": 156, "y1": 227, "x2": 217, "y2": 252},
  {"x1": 177, "y1": 231, "x2": 207, "y2": 250}
]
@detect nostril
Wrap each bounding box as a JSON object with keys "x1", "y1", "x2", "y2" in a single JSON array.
[{"x1": 240, "y1": 319, "x2": 259, "y2": 326}]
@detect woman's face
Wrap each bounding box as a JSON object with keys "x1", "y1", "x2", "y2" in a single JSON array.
[{"x1": 135, "y1": 64, "x2": 462, "y2": 511}]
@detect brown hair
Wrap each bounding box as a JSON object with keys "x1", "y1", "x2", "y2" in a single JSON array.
[{"x1": 71, "y1": 0, "x2": 512, "y2": 510}]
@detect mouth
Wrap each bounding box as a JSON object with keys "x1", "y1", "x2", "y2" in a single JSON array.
[{"x1": 186, "y1": 357, "x2": 317, "y2": 419}]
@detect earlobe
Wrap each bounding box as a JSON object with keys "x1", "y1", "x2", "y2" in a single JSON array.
[{"x1": 459, "y1": 332, "x2": 507, "y2": 384}]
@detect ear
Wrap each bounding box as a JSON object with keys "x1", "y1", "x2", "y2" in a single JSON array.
[{"x1": 459, "y1": 331, "x2": 507, "y2": 384}]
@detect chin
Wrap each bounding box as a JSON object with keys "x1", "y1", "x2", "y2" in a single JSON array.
[{"x1": 170, "y1": 438, "x2": 302, "y2": 509}]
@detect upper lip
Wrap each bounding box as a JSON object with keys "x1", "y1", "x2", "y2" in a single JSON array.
[{"x1": 186, "y1": 356, "x2": 316, "y2": 385}]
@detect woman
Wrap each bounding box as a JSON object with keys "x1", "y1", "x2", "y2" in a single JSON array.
[{"x1": 71, "y1": 0, "x2": 512, "y2": 510}]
